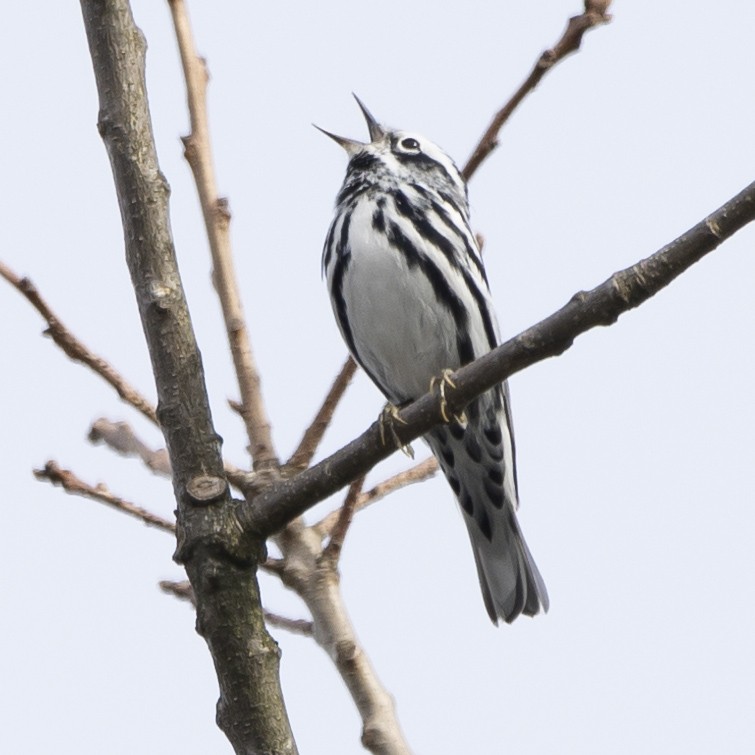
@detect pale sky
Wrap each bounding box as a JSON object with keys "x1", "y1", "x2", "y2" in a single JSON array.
[{"x1": 2, "y1": 2, "x2": 754, "y2": 753}]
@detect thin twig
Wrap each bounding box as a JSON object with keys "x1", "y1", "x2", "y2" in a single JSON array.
[
  {"x1": 160, "y1": 579, "x2": 196, "y2": 604},
  {"x1": 0, "y1": 260, "x2": 157, "y2": 424},
  {"x1": 286, "y1": 357, "x2": 357, "y2": 471},
  {"x1": 462, "y1": 0, "x2": 612, "y2": 181},
  {"x1": 315, "y1": 458, "x2": 438, "y2": 538},
  {"x1": 263, "y1": 612, "x2": 315, "y2": 638},
  {"x1": 34, "y1": 460, "x2": 176, "y2": 533},
  {"x1": 167, "y1": 0, "x2": 278, "y2": 472},
  {"x1": 89, "y1": 417, "x2": 171, "y2": 475},
  {"x1": 322, "y1": 475, "x2": 365, "y2": 563},
  {"x1": 88, "y1": 416, "x2": 251, "y2": 491}
]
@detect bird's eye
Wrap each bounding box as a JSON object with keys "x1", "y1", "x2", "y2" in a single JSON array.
[{"x1": 400, "y1": 137, "x2": 420, "y2": 151}]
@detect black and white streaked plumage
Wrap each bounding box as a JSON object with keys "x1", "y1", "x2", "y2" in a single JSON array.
[{"x1": 319, "y1": 97, "x2": 548, "y2": 624}]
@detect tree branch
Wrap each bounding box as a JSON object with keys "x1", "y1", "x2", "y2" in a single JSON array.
[
  {"x1": 167, "y1": 0, "x2": 278, "y2": 472},
  {"x1": 89, "y1": 417, "x2": 172, "y2": 475},
  {"x1": 243, "y1": 178, "x2": 755, "y2": 538},
  {"x1": 314, "y1": 458, "x2": 438, "y2": 538},
  {"x1": 462, "y1": 0, "x2": 612, "y2": 181},
  {"x1": 286, "y1": 356, "x2": 357, "y2": 471},
  {"x1": 0, "y1": 260, "x2": 157, "y2": 424},
  {"x1": 322, "y1": 475, "x2": 365, "y2": 563},
  {"x1": 276, "y1": 526, "x2": 411, "y2": 754},
  {"x1": 88, "y1": 416, "x2": 251, "y2": 491},
  {"x1": 35, "y1": 460, "x2": 176, "y2": 533},
  {"x1": 78, "y1": 2, "x2": 295, "y2": 752}
]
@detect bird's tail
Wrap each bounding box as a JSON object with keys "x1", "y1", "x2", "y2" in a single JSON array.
[
  {"x1": 427, "y1": 392, "x2": 548, "y2": 624},
  {"x1": 467, "y1": 508, "x2": 549, "y2": 624}
]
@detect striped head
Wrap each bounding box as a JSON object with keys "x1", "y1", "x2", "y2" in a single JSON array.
[{"x1": 317, "y1": 95, "x2": 470, "y2": 215}]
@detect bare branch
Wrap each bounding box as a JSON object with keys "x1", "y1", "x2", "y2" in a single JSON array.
[
  {"x1": 264, "y1": 612, "x2": 315, "y2": 638},
  {"x1": 0, "y1": 260, "x2": 157, "y2": 424},
  {"x1": 167, "y1": 0, "x2": 278, "y2": 472},
  {"x1": 462, "y1": 0, "x2": 612, "y2": 181},
  {"x1": 287, "y1": 356, "x2": 357, "y2": 471},
  {"x1": 34, "y1": 460, "x2": 176, "y2": 533},
  {"x1": 243, "y1": 178, "x2": 755, "y2": 537},
  {"x1": 160, "y1": 579, "x2": 196, "y2": 604},
  {"x1": 89, "y1": 417, "x2": 172, "y2": 475},
  {"x1": 276, "y1": 527, "x2": 410, "y2": 753},
  {"x1": 322, "y1": 475, "x2": 365, "y2": 563},
  {"x1": 88, "y1": 416, "x2": 251, "y2": 492},
  {"x1": 315, "y1": 458, "x2": 438, "y2": 537},
  {"x1": 79, "y1": 2, "x2": 294, "y2": 752}
]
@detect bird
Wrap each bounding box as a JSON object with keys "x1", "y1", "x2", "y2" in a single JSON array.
[{"x1": 319, "y1": 96, "x2": 548, "y2": 624}]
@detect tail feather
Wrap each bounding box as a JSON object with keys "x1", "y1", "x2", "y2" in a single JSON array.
[
  {"x1": 427, "y1": 391, "x2": 548, "y2": 624},
  {"x1": 468, "y1": 508, "x2": 549, "y2": 624}
]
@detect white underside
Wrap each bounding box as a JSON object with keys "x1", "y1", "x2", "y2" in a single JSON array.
[{"x1": 334, "y1": 199, "x2": 495, "y2": 403}]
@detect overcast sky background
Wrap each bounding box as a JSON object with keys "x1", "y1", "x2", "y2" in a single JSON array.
[{"x1": 2, "y1": 2, "x2": 754, "y2": 753}]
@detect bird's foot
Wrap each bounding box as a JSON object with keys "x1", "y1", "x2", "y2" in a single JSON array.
[
  {"x1": 379, "y1": 403, "x2": 414, "y2": 459},
  {"x1": 430, "y1": 369, "x2": 467, "y2": 426}
]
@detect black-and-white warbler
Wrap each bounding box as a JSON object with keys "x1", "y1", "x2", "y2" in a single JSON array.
[{"x1": 319, "y1": 97, "x2": 548, "y2": 624}]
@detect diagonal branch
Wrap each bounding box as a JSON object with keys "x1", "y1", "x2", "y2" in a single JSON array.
[
  {"x1": 89, "y1": 417, "x2": 172, "y2": 475},
  {"x1": 462, "y1": 0, "x2": 612, "y2": 181},
  {"x1": 314, "y1": 458, "x2": 438, "y2": 538},
  {"x1": 242, "y1": 178, "x2": 755, "y2": 537},
  {"x1": 35, "y1": 460, "x2": 176, "y2": 533},
  {"x1": 0, "y1": 260, "x2": 157, "y2": 424},
  {"x1": 286, "y1": 356, "x2": 357, "y2": 471},
  {"x1": 322, "y1": 475, "x2": 365, "y2": 563},
  {"x1": 167, "y1": 0, "x2": 278, "y2": 471}
]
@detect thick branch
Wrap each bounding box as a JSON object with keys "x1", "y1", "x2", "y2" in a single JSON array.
[
  {"x1": 78, "y1": 2, "x2": 295, "y2": 753},
  {"x1": 242, "y1": 179, "x2": 755, "y2": 537},
  {"x1": 462, "y1": 0, "x2": 612, "y2": 181},
  {"x1": 167, "y1": 0, "x2": 278, "y2": 471},
  {"x1": 0, "y1": 260, "x2": 157, "y2": 424}
]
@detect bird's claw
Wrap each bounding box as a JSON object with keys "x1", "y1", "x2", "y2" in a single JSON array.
[
  {"x1": 430, "y1": 369, "x2": 467, "y2": 426},
  {"x1": 379, "y1": 403, "x2": 414, "y2": 458}
]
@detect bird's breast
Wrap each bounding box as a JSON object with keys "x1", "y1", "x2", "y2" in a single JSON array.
[{"x1": 337, "y1": 200, "x2": 461, "y2": 402}]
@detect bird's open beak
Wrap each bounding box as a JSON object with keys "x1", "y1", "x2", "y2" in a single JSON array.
[
  {"x1": 313, "y1": 125, "x2": 365, "y2": 157},
  {"x1": 352, "y1": 94, "x2": 385, "y2": 142},
  {"x1": 314, "y1": 94, "x2": 386, "y2": 155}
]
